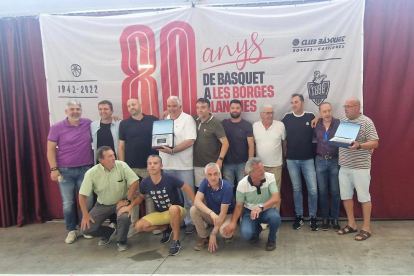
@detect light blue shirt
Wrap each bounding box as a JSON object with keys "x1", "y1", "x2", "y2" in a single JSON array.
[{"x1": 90, "y1": 119, "x2": 120, "y2": 161}]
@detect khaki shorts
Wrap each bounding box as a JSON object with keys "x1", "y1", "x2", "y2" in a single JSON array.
[{"x1": 141, "y1": 206, "x2": 186, "y2": 226}]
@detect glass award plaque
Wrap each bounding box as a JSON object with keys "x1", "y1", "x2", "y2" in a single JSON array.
[{"x1": 152, "y1": 119, "x2": 174, "y2": 149}]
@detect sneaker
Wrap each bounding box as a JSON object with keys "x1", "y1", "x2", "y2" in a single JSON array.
[
  {"x1": 261, "y1": 223, "x2": 268, "y2": 230},
  {"x1": 98, "y1": 228, "x2": 117, "y2": 246},
  {"x1": 153, "y1": 229, "x2": 162, "y2": 235},
  {"x1": 321, "y1": 219, "x2": 329, "y2": 231},
  {"x1": 65, "y1": 230, "x2": 77, "y2": 244},
  {"x1": 109, "y1": 222, "x2": 117, "y2": 229},
  {"x1": 161, "y1": 226, "x2": 173, "y2": 243},
  {"x1": 185, "y1": 224, "x2": 195, "y2": 234},
  {"x1": 117, "y1": 242, "x2": 129, "y2": 252},
  {"x1": 292, "y1": 216, "x2": 304, "y2": 230},
  {"x1": 225, "y1": 236, "x2": 234, "y2": 243},
  {"x1": 169, "y1": 240, "x2": 181, "y2": 256},
  {"x1": 127, "y1": 224, "x2": 138, "y2": 238},
  {"x1": 249, "y1": 235, "x2": 260, "y2": 244},
  {"x1": 331, "y1": 219, "x2": 341, "y2": 232},
  {"x1": 180, "y1": 221, "x2": 186, "y2": 228},
  {"x1": 266, "y1": 240, "x2": 276, "y2": 251},
  {"x1": 83, "y1": 235, "x2": 94, "y2": 239},
  {"x1": 194, "y1": 237, "x2": 209, "y2": 251},
  {"x1": 310, "y1": 217, "x2": 319, "y2": 231}
]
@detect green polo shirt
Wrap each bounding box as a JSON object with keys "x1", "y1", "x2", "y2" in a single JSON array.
[
  {"x1": 80, "y1": 160, "x2": 139, "y2": 205},
  {"x1": 193, "y1": 114, "x2": 226, "y2": 167}
]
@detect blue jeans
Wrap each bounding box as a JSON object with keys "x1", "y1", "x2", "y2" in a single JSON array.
[
  {"x1": 286, "y1": 159, "x2": 318, "y2": 217},
  {"x1": 223, "y1": 163, "x2": 246, "y2": 187},
  {"x1": 315, "y1": 156, "x2": 340, "y2": 220},
  {"x1": 57, "y1": 165, "x2": 93, "y2": 231},
  {"x1": 240, "y1": 208, "x2": 281, "y2": 242},
  {"x1": 164, "y1": 169, "x2": 194, "y2": 226}
]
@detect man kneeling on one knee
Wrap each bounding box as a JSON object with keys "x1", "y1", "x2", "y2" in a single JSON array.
[
  {"x1": 190, "y1": 163, "x2": 235, "y2": 252},
  {"x1": 79, "y1": 146, "x2": 139, "y2": 252},
  {"x1": 223, "y1": 157, "x2": 281, "y2": 251},
  {"x1": 118, "y1": 155, "x2": 195, "y2": 256}
]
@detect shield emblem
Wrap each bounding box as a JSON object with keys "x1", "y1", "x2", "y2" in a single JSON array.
[{"x1": 307, "y1": 81, "x2": 330, "y2": 106}]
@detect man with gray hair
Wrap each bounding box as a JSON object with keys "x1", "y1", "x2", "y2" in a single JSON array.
[
  {"x1": 223, "y1": 157, "x2": 281, "y2": 251},
  {"x1": 253, "y1": 104, "x2": 286, "y2": 212},
  {"x1": 190, "y1": 163, "x2": 235, "y2": 252},
  {"x1": 158, "y1": 95, "x2": 197, "y2": 234},
  {"x1": 47, "y1": 100, "x2": 95, "y2": 244}
]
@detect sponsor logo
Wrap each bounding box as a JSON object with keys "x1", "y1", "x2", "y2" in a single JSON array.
[
  {"x1": 307, "y1": 71, "x2": 330, "y2": 106},
  {"x1": 292, "y1": 36, "x2": 346, "y2": 52}
]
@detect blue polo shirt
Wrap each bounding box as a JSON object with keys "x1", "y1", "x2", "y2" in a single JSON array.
[{"x1": 198, "y1": 178, "x2": 235, "y2": 215}]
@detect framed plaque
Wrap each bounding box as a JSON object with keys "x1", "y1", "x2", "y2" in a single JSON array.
[
  {"x1": 152, "y1": 120, "x2": 174, "y2": 149},
  {"x1": 328, "y1": 122, "x2": 361, "y2": 148}
]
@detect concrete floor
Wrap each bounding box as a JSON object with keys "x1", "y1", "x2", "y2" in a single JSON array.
[{"x1": 0, "y1": 220, "x2": 413, "y2": 275}]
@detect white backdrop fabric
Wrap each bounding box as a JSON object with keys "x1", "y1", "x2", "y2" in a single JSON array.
[{"x1": 40, "y1": 0, "x2": 364, "y2": 124}]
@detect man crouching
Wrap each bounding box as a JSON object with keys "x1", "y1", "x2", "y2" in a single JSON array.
[
  {"x1": 118, "y1": 155, "x2": 195, "y2": 256},
  {"x1": 190, "y1": 163, "x2": 235, "y2": 252},
  {"x1": 223, "y1": 157, "x2": 281, "y2": 251}
]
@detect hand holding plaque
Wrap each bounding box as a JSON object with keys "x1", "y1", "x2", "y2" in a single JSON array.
[{"x1": 152, "y1": 120, "x2": 174, "y2": 149}]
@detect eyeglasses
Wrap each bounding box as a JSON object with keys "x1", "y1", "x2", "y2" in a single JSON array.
[
  {"x1": 343, "y1": 105, "x2": 357, "y2": 109},
  {"x1": 261, "y1": 112, "x2": 274, "y2": 115},
  {"x1": 324, "y1": 131, "x2": 329, "y2": 141}
]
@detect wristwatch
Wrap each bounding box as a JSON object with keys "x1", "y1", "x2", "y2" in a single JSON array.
[
  {"x1": 259, "y1": 204, "x2": 264, "y2": 211},
  {"x1": 124, "y1": 197, "x2": 132, "y2": 205},
  {"x1": 218, "y1": 157, "x2": 224, "y2": 161}
]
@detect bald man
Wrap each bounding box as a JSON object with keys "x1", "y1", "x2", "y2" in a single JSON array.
[
  {"x1": 336, "y1": 98, "x2": 378, "y2": 241},
  {"x1": 118, "y1": 98, "x2": 159, "y2": 237}
]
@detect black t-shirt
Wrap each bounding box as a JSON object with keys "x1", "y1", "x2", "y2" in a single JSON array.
[
  {"x1": 119, "y1": 114, "x2": 158, "y2": 168},
  {"x1": 222, "y1": 119, "x2": 253, "y2": 164},
  {"x1": 140, "y1": 172, "x2": 184, "y2": 212},
  {"x1": 96, "y1": 122, "x2": 116, "y2": 163},
  {"x1": 282, "y1": 112, "x2": 315, "y2": 160}
]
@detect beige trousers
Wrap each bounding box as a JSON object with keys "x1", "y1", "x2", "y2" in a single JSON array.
[
  {"x1": 190, "y1": 206, "x2": 232, "y2": 239},
  {"x1": 130, "y1": 168, "x2": 156, "y2": 223},
  {"x1": 264, "y1": 165, "x2": 282, "y2": 212}
]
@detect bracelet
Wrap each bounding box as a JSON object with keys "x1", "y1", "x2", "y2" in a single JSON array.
[
  {"x1": 124, "y1": 197, "x2": 132, "y2": 204},
  {"x1": 171, "y1": 148, "x2": 175, "y2": 155},
  {"x1": 50, "y1": 167, "x2": 58, "y2": 172},
  {"x1": 210, "y1": 231, "x2": 217, "y2": 236}
]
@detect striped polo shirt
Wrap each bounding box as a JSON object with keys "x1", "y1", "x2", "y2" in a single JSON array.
[
  {"x1": 339, "y1": 114, "x2": 379, "y2": 169},
  {"x1": 236, "y1": 172, "x2": 278, "y2": 210}
]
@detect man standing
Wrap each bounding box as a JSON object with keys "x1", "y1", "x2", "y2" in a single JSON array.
[
  {"x1": 118, "y1": 98, "x2": 158, "y2": 237},
  {"x1": 224, "y1": 157, "x2": 281, "y2": 251},
  {"x1": 190, "y1": 163, "x2": 235, "y2": 252},
  {"x1": 315, "y1": 102, "x2": 341, "y2": 231},
  {"x1": 158, "y1": 96, "x2": 197, "y2": 234},
  {"x1": 91, "y1": 100, "x2": 120, "y2": 228},
  {"x1": 119, "y1": 155, "x2": 195, "y2": 256},
  {"x1": 336, "y1": 98, "x2": 378, "y2": 241},
  {"x1": 253, "y1": 104, "x2": 286, "y2": 212},
  {"x1": 47, "y1": 100, "x2": 94, "y2": 244},
  {"x1": 79, "y1": 146, "x2": 139, "y2": 251},
  {"x1": 282, "y1": 94, "x2": 318, "y2": 231},
  {"x1": 222, "y1": 99, "x2": 254, "y2": 188},
  {"x1": 193, "y1": 98, "x2": 229, "y2": 188}
]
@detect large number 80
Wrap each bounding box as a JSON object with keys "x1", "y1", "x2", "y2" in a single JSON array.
[{"x1": 120, "y1": 21, "x2": 198, "y2": 118}]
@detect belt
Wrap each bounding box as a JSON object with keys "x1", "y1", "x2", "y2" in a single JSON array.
[{"x1": 317, "y1": 153, "x2": 338, "y2": 159}]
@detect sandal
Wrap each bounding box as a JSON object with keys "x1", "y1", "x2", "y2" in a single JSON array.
[
  {"x1": 337, "y1": 225, "x2": 357, "y2": 235},
  {"x1": 355, "y1": 230, "x2": 371, "y2": 241}
]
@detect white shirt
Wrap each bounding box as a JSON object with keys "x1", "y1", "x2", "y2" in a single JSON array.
[
  {"x1": 160, "y1": 112, "x2": 197, "y2": 170},
  {"x1": 253, "y1": 120, "x2": 286, "y2": 167}
]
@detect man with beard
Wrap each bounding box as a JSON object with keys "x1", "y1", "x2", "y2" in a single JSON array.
[
  {"x1": 253, "y1": 104, "x2": 286, "y2": 212},
  {"x1": 118, "y1": 98, "x2": 159, "y2": 237},
  {"x1": 47, "y1": 100, "x2": 94, "y2": 244},
  {"x1": 221, "y1": 99, "x2": 254, "y2": 188}
]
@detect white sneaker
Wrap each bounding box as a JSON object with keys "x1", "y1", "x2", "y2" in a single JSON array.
[
  {"x1": 65, "y1": 230, "x2": 77, "y2": 244},
  {"x1": 152, "y1": 229, "x2": 162, "y2": 235},
  {"x1": 83, "y1": 235, "x2": 93, "y2": 239},
  {"x1": 127, "y1": 224, "x2": 138, "y2": 238},
  {"x1": 261, "y1": 223, "x2": 268, "y2": 230}
]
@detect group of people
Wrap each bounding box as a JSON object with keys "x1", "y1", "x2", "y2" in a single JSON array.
[{"x1": 46, "y1": 93, "x2": 378, "y2": 256}]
